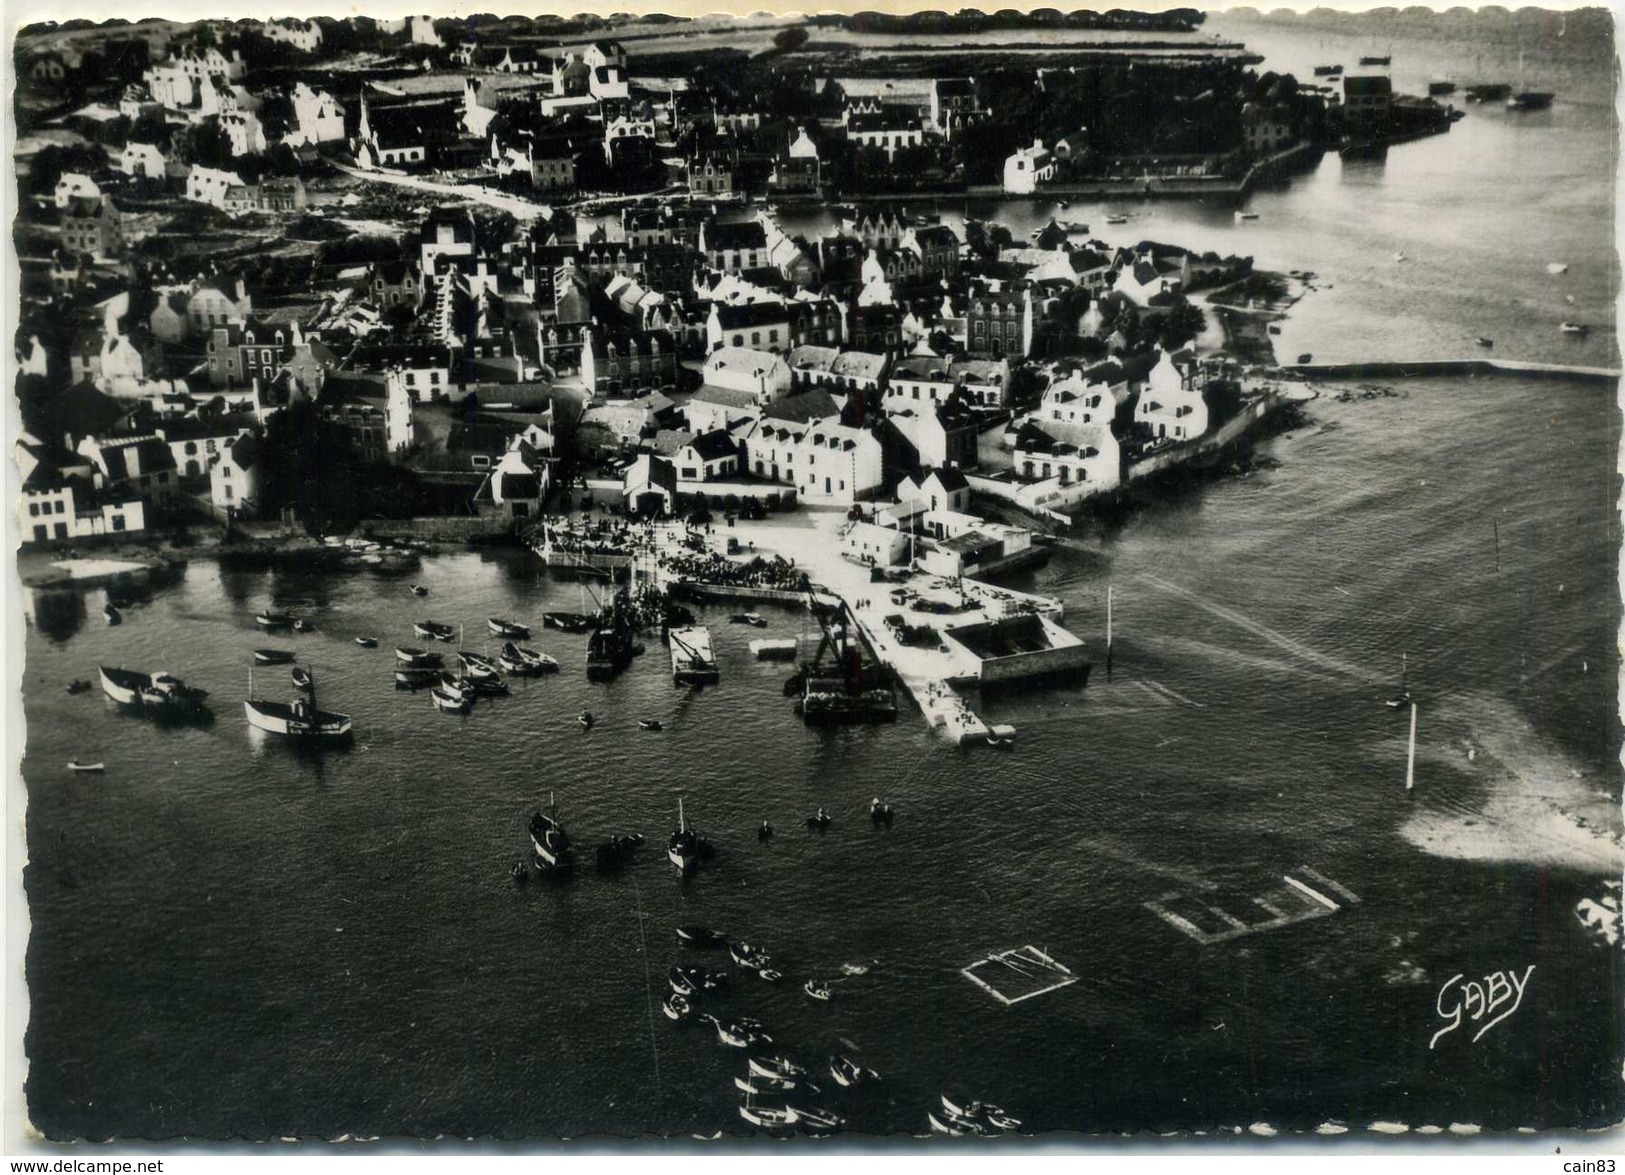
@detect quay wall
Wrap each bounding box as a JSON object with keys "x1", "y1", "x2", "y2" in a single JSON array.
[
  {"x1": 1125, "y1": 392, "x2": 1283, "y2": 483},
  {"x1": 364, "y1": 517, "x2": 515, "y2": 543},
  {"x1": 1290, "y1": 359, "x2": 1621, "y2": 383}
]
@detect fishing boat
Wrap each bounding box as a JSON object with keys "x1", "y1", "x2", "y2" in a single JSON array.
[
  {"x1": 66, "y1": 759, "x2": 105, "y2": 773},
  {"x1": 668, "y1": 797, "x2": 714, "y2": 875},
  {"x1": 291, "y1": 667, "x2": 313, "y2": 691},
  {"x1": 1508, "y1": 91, "x2": 1554, "y2": 111},
  {"x1": 254, "y1": 648, "x2": 295, "y2": 666},
  {"x1": 794, "y1": 1107, "x2": 845, "y2": 1135},
  {"x1": 803, "y1": 979, "x2": 832, "y2": 1001},
  {"x1": 442, "y1": 670, "x2": 507, "y2": 697},
  {"x1": 738, "y1": 1096, "x2": 798, "y2": 1130},
  {"x1": 354, "y1": 636, "x2": 378, "y2": 648},
  {"x1": 414, "y1": 620, "x2": 455, "y2": 642},
  {"x1": 530, "y1": 795, "x2": 573, "y2": 873},
  {"x1": 498, "y1": 642, "x2": 558, "y2": 676},
  {"x1": 639, "y1": 719, "x2": 663, "y2": 731},
  {"x1": 662, "y1": 993, "x2": 693, "y2": 1021},
  {"x1": 394, "y1": 667, "x2": 439, "y2": 690},
  {"x1": 255, "y1": 610, "x2": 292, "y2": 629},
  {"x1": 676, "y1": 925, "x2": 728, "y2": 949},
  {"x1": 704, "y1": 1015, "x2": 769, "y2": 1049},
  {"x1": 734, "y1": 1072, "x2": 798, "y2": 1096},
  {"x1": 748, "y1": 1055, "x2": 805, "y2": 1081},
  {"x1": 99, "y1": 667, "x2": 209, "y2": 715},
  {"x1": 543, "y1": 611, "x2": 595, "y2": 633},
  {"x1": 594, "y1": 832, "x2": 644, "y2": 871},
  {"x1": 1560, "y1": 322, "x2": 1590, "y2": 336},
  {"x1": 927, "y1": 1109, "x2": 987, "y2": 1137},
  {"x1": 458, "y1": 650, "x2": 502, "y2": 682},
  {"x1": 829, "y1": 1056, "x2": 879, "y2": 1088},
  {"x1": 244, "y1": 690, "x2": 352, "y2": 742},
  {"x1": 103, "y1": 603, "x2": 121, "y2": 625},
  {"x1": 731, "y1": 941, "x2": 771, "y2": 971},
  {"x1": 395, "y1": 647, "x2": 444, "y2": 668},
  {"x1": 586, "y1": 591, "x2": 636, "y2": 681},
  {"x1": 488, "y1": 618, "x2": 531, "y2": 640},
  {"x1": 430, "y1": 686, "x2": 471, "y2": 714},
  {"x1": 940, "y1": 1094, "x2": 1022, "y2": 1133}
]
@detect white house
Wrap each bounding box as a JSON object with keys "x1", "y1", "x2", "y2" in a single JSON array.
[
  {"x1": 745, "y1": 413, "x2": 883, "y2": 506},
  {"x1": 54, "y1": 173, "x2": 101, "y2": 209},
  {"x1": 1135, "y1": 350, "x2": 1208, "y2": 443},
  {"x1": 185, "y1": 165, "x2": 240, "y2": 209},
  {"x1": 672, "y1": 429, "x2": 739, "y2": 482},
  {"x1": 207, "y1": 432, "x2": 261, "y2": 512},
  {"x1": 1003, "y1": 139, "x2": 1056, "y2": 194},
  {"x1": 289, "y1": 82, "x2": 346, "y2": 145},
  {"x1": 703, "y1": 347, "x2": 792, "y2": 405},
  {"x1": 842, "y1": 519, "x2": 909, "y2": 567},
  {"x1": 384, "y1": 369, "x2": 415, "y2": 455},
  {"x1": 898, "y1": 467, "x2": 972, "y2": 514},
  {"x1": 1012, "y1": 418, "x2": 1121, "y2": 493},
  {"x1": 117, "y1": 140, "x2": 169, "y2": 180}
]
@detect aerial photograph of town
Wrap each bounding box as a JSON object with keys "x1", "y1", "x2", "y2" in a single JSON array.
[{"x1": 5, "y1": 0, "x2": 1621, "y2": 1151}]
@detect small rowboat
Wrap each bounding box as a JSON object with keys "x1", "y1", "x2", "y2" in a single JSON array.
[
  {"x1": 662, "y1": 993, "x2": 692, "y2": 1021},
  {"x1": 748, "y1": 1055, "x2": 804, "y2": 1080},
  {"x1": 639, "y1": 719, "x2": 663, "y2": 731},
  {"x1": 676, "y1": 925, "x2": 727, "y2": 949},
  {"x1": 734, "y1": 1073, "x2": 798, "y2": 1095},
  {"x1": 803, "y1": 979, "x2": 832, "y2": 1001},
  {"x1": 758, "y1": 968, "x2": 784, "y2": 984},
  {"x1": 291, "y1": 668, "x2": 313, "y2": 691},
  {"x1": 414, "y1": 620, "x2": 455, "y2": 642},
  {"x1": 103, "y1": 604, "x2": 121, "y2": 626},
  {"x1": 254, "y1": 648, "x2": 296, "y2": 665},
  {"x1": 292, "y1": 619, "x2": 315, "y2": 633},
  {"x1": 65, "y1": 679, "x2": 92, "y2": 695},
  {"x1": 578, "y1": 711, "x2": 594, "y2": 729},
  {"x1": 795, "y1": 1107, "x2": 845, "y2": 1135},
  {"x1": 256, "y1": 611, "x2": 292, "y2": 629},
  {"x1": 67, "y1": 759, "x2": 105, "y2": 773},
  {"x1": 488, "y1": 617, "x2": 531, "y2": 640},
  {"x1": 354, "y1": 636, "x2": 379, "y2": 648},
  {"x1": 829, "y1": 1055, "x2": 879, "y2": 1088},
  {"x1": 410, "y1": 585, "x2": 429, "y2": 597}
]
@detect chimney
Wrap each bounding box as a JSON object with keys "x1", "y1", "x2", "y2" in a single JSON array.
[{"x1": 235, "y1": 276, "x2": 246, "y2": 302}]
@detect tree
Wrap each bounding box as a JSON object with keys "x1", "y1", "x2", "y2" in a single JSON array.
[{"x1": 772, "y1": 26, "x2": 809, "y2": 54}]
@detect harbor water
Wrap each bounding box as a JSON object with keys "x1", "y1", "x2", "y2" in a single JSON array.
[{"x1": 17, "y1": 9, "x2": 1622, "y2": 1141}]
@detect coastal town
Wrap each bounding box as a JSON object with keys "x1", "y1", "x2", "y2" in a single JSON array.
[
  {"x1": 10, "y1": 5, "x2": 1625, "y2": 1153},
  {"x1": 8, "y1": 9, "x2": 1404, "y2": 743}
]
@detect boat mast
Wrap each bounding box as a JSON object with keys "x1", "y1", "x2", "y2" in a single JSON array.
[
  {"x1": 1106, "y1": 585, "x2": 1113, "y2": 679},
  {"x1": 1405, "y1": 703, "x2": 1417, "y2": 792},
  {"x1": 678, "y1": 795, "x2": 686, "y2": 834}
]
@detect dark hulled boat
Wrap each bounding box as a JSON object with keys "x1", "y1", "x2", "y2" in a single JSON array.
[{"x1": 530, "y1": 795, "x2": 574, "y2": 874}]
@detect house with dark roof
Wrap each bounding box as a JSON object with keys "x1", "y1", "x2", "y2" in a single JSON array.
[
  {"x1": 899, "y1": 466, "x2": 971, "y2": 513},
  {"x1": 707, "y1": 301, "x2": 792, "y2": 354},
  {"x1": 62, "y1": 196, "x2": 122, "y2": 260},
  {"x1": 77, "y1": 434, "x2": 180, "y2": 501},
  {"x1": 684, "y1": 385, "x2": 762, "y2": 435},
  {"x1": 673, "y1": 428, "x2": 740, "y2": 482},
  {"x1": 581, "y1": 326, "x2": 678, "y2": 395},
  {"x1": 700, "y1": 221, "x2": 769, "y2": 272}
]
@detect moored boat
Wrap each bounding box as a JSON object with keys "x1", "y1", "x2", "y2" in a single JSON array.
[
  {"x1": 291, "y1": 667, "x2": 313, "y2": 691},
  {"x1": 803, "y1": 979, "x2": 832, "y2": 1001},
  {"x1": 676, "y1": 925, "x2": 728, "y2": 949},
  {"x1": 543, "y1": 611, "x2": 595, "y2": 633},
  {"x1": 103, "y1": 603, "x2": 121, "y2": 625},
  {"x1": 254, "y1": 648, "x2": 295, "y2": 665},
  {"x1": 354, "y1": 636, "x2": 379, "y2": 648},
  {"x1": 430, "y1": 686, "x2": 471, "y2": 713},
  {"x1": 731, "y1": 941, "x2": 771, "y2": 970},
  {"x1": 458, "y1": 650, "x2": 501, "y2": 681},
  {"x1": 65, "y1": 679, "x2": 91, "y2": 695},
  {"x1": 738, "y1": 1098, "x2": 798, "y2": 1129},
  {"x1": 748, "y1": 1055, "x2": 805, "y2": 1081},
  {"x1": 829, "y1": 1055, "x2": 878, "y2": 1088},
  {"x1": 668, "y1": 797, "x2": 714, "y2": 875},
  {"x1": 662, "y1": 993, "x2": 693, "y2": 1021},
  {"x1": 415, "y1": 620, "x2": 455, "y2": 642},
  {"x1": 394, "y1": 667, "x2": 439, "y2": 690},
  {"x1": 66, "y1": 759, "x2": 105, "y2": 773},
  {"x1": 395, "y1": 647, "x2": 444, "y2": 668},
  {"x1": 256, "y1": 611, "x2": 292, "y2": 629},
  {"x1": 99, "y1": 666, "x2": 209, "y2": 715},
  {"x1": 244, "y1": 698, "x2": 352, "y2": 741},
  {"x1": 1359, "y1": 54, "x2": 1390, "y2": 66},
  {"x1": 1507, "y1": 91, "x2": 1554, "y2": 111},
  {"x1": 488, "y1": 617, "x2": 531, "y2": 640},
  {"x1": 639, "y1": 719, "x2": 663, "y2": 731},
  {"x1": 1560, "y1": 321, "x2": 1590, "y2": 336},
  {"x1": 530, "y1": 795, "x2": 573, "y2": 873},
  {"x1": 594, "y1": 832, "x2": 644, "y2": 871},
  {"x1": 794, "y1": 1106, "x2": 845, "y2": 1135}
]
